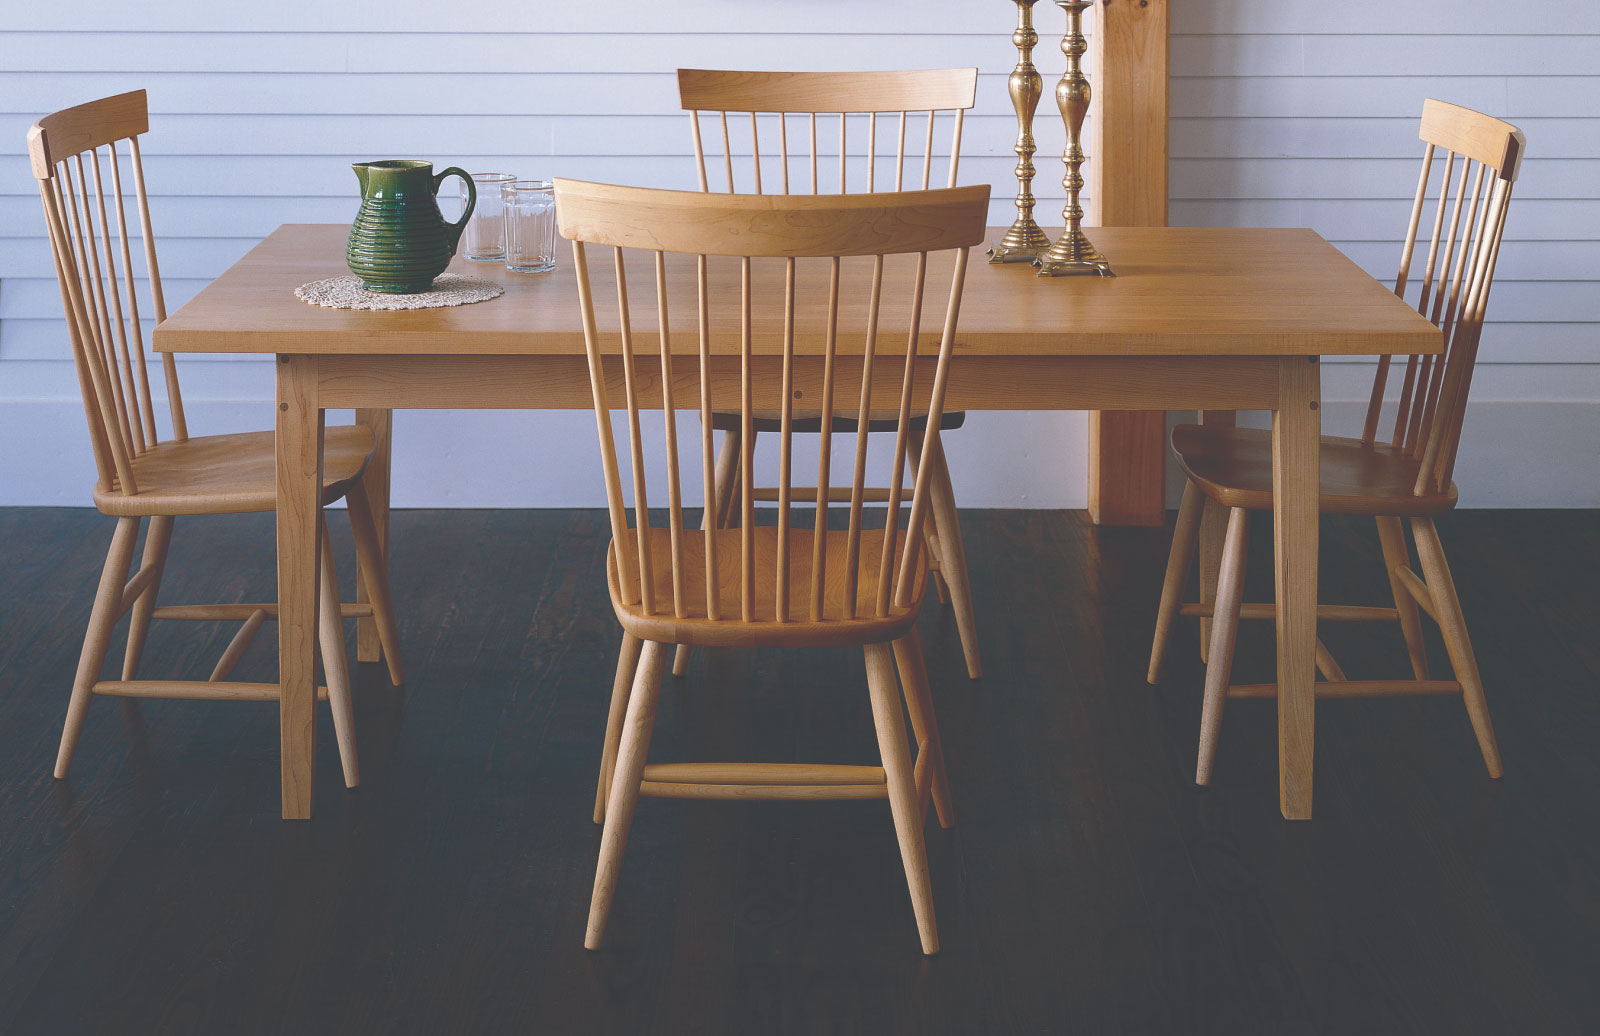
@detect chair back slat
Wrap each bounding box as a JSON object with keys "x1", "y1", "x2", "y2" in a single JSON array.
[
  {"x1": 1399, "y1": 157, "x2": 1474, "y2": 452},
  {"x1": 1363, "y1": 142, "x2": 1435, "y2": 442},
  {"x1": 39, "y1": 181, "x2": 118, "y2": 490},
  {"x1": 75, "y1": 151, "x2": 137, "y2": 463},
  {"x1": 696, "y1": 253, "x2": 722, "y2": 621},
  {"x1": 896, "y1": 248, "x2": 970, "y2": 607},
  {"x1": 718, "y1": 111, "x2": 735, "y2": 193},
  {"x1": 107, "y1": 141, "x2": 159, "y2": 448},
  {"x1": 877, "y1": 250, "x2": 930, "y2": 618},
  {"x1": 809, "y1": 255, "x2": 842, "y2": 621},
  {"x1": 809, "y1": 112, "x2": 819, "y2": 194},
  {"x1": 866, "y1": 112, "x2": 877, "y2": 192},
  {"x1": 556, "y1": 180, "x2": 988, "y2": 629},
  {"x1": 838, "y1": 113, "x2": 848, "y2": 193},
  {"x1": 1426, "y1": 179, "x2": 1513, "y2": 494},
  {"x1": 88, "y1": 146, "x2": 148, "y2": 453},
  {"x1": 571, "y1": 240, "x2": 636, "y2": 603},
  {"x1": 46, "y1": 158, "x2": 139, "y2": 494},
  {"x1": 775, "y1": 256, "x2": 797, "y2": 620},
  {"x1": 748, "y1": 112, "x2": 763, "y2": 195},
  {"x1": 28, "y1": 90, "x2": 195, "y2": 498},
  {"x1": 1413, "y1": 150, "x2": 1454, "y2": 325},
  {"x1": 678, "y1": 68, "x2": 977, "y2": 114},
  {"x1": 1409, "y1": 161, "x2": 1490, "y2": 454},
  {"x1": 128, "y1": 135, "x2": 186, "y2": 441},
  {"x1": 739, "y1": 255, "x2": 756, "y2": 620},
  {"x1": 843, "y1": 254, "x2": 887, "y2": 618},
  {"x1": 653, "y1": 251, "x2": 687, "y2": 618},
  {"x1": 1356, "y1": 100, "x2": 1523, "y2": 497},
  {"x1": 612, "y1": 247, "x2": 655, "y2": 614}
]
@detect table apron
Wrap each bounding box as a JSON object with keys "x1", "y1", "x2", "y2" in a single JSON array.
[{"x1": 313, "y1": 353, "x2": 1286, "y2": 411}]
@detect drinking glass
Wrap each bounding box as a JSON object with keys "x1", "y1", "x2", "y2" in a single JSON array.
[
  {"x1": 503, "y1": 180, "x2": 557, "y2": 274},
  {"x1": 462, "y1": 172, "x2": 517, "y2": 261}
]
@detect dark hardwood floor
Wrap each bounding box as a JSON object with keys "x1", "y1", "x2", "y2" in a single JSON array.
[{"x1": 0, "y1": 506, "x2": 1595, "y2": 1035}]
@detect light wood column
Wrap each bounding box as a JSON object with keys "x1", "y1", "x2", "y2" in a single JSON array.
[
  {"x1": 1087, "y1": 0, "x2": 1169, "y2": 526},
  {"x1": 1272, "y1": 356, "x2": 1320, "y2": 820},
  {"x1": 276, "y1": 354, "x2": 324, "y2": 820}
]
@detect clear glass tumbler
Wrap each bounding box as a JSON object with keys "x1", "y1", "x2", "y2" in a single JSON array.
[
  {"x1": 503, "y1": 179, "x2": 557, "y2": 274},
  {"x1": 462, "y1": 172, "x2": 517, "y2": 261}
]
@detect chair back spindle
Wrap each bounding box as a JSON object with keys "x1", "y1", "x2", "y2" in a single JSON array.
[
  {"x1": 555, "y1": 180, "x2": 989, "y2": 632},
  {"x1": 28, "y1": 90, "x2": 190, "y2": 498},
  {"x1": 1358, "y1": 99, "x2": 1523, "y2": 497},
  {"x1": 678, "y1": 68, "x2": 977, "y2": 200}
]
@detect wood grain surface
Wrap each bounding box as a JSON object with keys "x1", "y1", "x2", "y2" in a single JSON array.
[{"x1": 154, "y1": 224, "x2": 1441, "y2": 358}]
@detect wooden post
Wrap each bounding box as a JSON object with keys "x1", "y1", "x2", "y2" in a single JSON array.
[{"x1": 1087, "y1": 0, "x2": 1169, "y2": 525}]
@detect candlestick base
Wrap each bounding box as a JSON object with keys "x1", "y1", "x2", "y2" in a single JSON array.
[
  {"x1": 1034, "y1": 228, "x2": 1114, "y2": 277},
  {"x1": 988, "y1": 220, "x2": 1053, "y2": 264}
]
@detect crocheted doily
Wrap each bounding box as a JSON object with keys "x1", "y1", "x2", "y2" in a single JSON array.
[{"x1": 294, "y1": 274, "x2": 504, "y2": 310}]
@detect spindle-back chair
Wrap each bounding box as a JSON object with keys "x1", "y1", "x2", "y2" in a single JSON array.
[
  {"x1": 1147, "y1": 100, "x2": 1524, "y2": 786},
  {"x1": 557, "y1": 178, "x2": 989, "y2": 954},
  {"x1": 28, "y1": 91, "x2": 404, "y2": 790},
  {"x1": 674, "y1": 67, "x2": 984, "y2": 680}
]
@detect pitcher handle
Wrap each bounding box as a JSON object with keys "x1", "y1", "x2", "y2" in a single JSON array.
[{"x1": 433, "y1": 166, "x2": 475, "y2": 257}]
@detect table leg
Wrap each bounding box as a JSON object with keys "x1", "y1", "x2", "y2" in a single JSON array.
[
  {"x1": 277, "y1": 355, "x2": 324, "y2": 820},
  {"x1": 1196, "y1": 409, "x2": 1236, "y2": 661},
  {"x1": 1272, "y1": 357, "x2": 1319, "y2": 820},
  {"x1": 354, "y1": 408, "x2": 392, "y2": 663}
]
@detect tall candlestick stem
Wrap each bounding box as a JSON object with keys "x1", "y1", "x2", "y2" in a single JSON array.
[
  {"x1": 990, "y1": 0, "x2": 1052, "y2": 263},
  {"x1": 1036, "y1": 0, "x2": 1113, "y2": 277}
]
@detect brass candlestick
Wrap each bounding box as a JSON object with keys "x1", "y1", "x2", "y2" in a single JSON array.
[
  {"x1": 1036, "y1": 0, "x2": 1113, "y2": 277},
  {"x1": 989, "y1": 0, "x2": 1052, "y2": 263}
]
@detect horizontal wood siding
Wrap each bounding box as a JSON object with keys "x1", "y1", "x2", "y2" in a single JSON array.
[
  {"x1": 1, "y1": 2, "x2": 1595, "y2": 505},
  {"x1": 1163, "y1": 4, "x2": 1600, "y2": 507}
]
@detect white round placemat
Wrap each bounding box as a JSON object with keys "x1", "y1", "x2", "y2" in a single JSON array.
[{"x1": 295, "y1": 274, "x2": 504, "y2": 310}]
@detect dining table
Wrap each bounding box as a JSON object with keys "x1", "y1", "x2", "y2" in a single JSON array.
[{"x1": 152, "y1": 223, "x2": 1442, "y2": 822}]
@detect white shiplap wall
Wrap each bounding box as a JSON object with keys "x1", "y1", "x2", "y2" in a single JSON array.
[
  {"x1": 1, "y1": 1, "x2": 1596, "y2": 508},
  {"x1": 1169, "y1": 2, "x2": 1600, "y2": 507}
]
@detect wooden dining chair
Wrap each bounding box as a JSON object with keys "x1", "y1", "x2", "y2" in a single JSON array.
[
  {"x1": 1147, "y1": 100, "x2": 1524, "y2": 785},
  {"x1": 556, "y1": 177, "x2": 989, "y2": 954},
  {"x1": 672, "y1": 67, "x2": 984, "y2": 680},
  {"x1": 28, "y1": 90, "x2": 405, "y2": 789}
]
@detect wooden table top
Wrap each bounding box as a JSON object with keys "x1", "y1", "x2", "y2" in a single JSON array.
[{"x1": 155, "y1": 224, "x2": 1440, "y2": 358}]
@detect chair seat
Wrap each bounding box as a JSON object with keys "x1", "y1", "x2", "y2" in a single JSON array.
[
  {"x1": 1171, "y1": 424, "x2": 1458, "y2": 517},
  {"x1": 608, "y1": 526, "x2": 927, "y2": 649},
  {"x1": 93, "y1": 426, "x2": 375, "y2": 517},
  {"x1": 709, "y1": 409, "x2": 965, "y2": 435}
]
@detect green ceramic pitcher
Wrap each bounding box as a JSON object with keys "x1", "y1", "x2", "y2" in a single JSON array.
[{"x1": 347, "y1": 160, "x2": 476, "y2": 294}]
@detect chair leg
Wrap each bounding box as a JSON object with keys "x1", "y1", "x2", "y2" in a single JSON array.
[
  {"x1": 1376, "y1": 516, "x2": 1429, "y2": 681},
  {"x1": 121, "y1": 515, "x2": 174, "y2": 681},
  {"x1": 892, "y1": 629, "x2": 955, "y2": 828},
  {"x1": 318, "y1": 514, "x2": 359, "y2": 789},
  {"x1": 595, "y1": 631, "x2": 643, "y2": 823},
  {"x1": 1149, "y1": 480, "x2": 1204, "y2": 683},
  {"x1": 1314, "y1": 638, "x2": 1347, "y2": 682},
  {"x1": 1197, "y1": 507, "x2": 1248, "y2": 786},
  {"x1": 1411, "y1": 518, "x2": 1503, "y2": 778},
  {"x1": 56, "y1": 516, "x2": 141, "y2": 779},
  {"x1": 674, "y1": 427, "x2": 744, "y2": 677},
  {"x1": 924, "y1": 530, "x2": 949, "y2": 603},
  {"x1": 865, "y1": 642, "x2": 939, "y2": 954},
  {"x1": 586, "y1": 639, "x2": 669, "y2": 950},
  {"x1": 1198, "y1": 497, "x2": 1228, "y2": 663},
  {"x1": 346, "y1": 480, "x2": 406, "y2": 686},
  {"x1": 921, "y1": 436, "x2": 981, "y2": 679}
]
